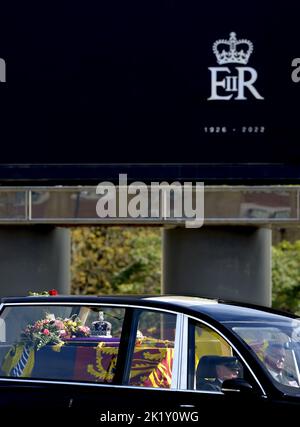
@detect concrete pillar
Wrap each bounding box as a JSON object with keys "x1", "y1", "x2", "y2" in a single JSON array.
[
  {"x1": 0, "y1": 226, "x2": 70, "y2": 297},
  {"x1": 163, "y1": 226, "x2": 272, "y2": 306}
]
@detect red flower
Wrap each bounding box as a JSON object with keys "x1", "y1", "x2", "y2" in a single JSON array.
[{"x1": 48, "y1": 289, "x2": 58, "y2": 296}]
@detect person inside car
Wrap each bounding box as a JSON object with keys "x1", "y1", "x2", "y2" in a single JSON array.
[
  {"x1": 196, "y1": 355, "x2": 243, "y2": 391},
  {"x1": 263, "y1": 343, "x2": 299, "y2": 387}
]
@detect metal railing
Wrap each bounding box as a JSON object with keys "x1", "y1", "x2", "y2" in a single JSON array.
[{"x1": 0, "y1": 186, "x2": 298, "y2": 226}]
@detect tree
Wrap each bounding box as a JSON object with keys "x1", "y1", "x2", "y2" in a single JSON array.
[
  {"x1": 71, "y1": 227, "x2": 161, "y2": 295},
  {"x1": 272, "y1": 241, "x2": 300, "y2": 315}
]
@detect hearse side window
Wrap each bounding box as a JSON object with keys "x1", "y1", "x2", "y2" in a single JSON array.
[
  {"x1": 188, "y1": 321, "x2": 245, "y2": 391},
  {"x1": 128, "y1": 310, "x2": 176, "y2": 388},
  {"x1": 232, "y1": 326, "x2": 300, "y2": 388},
  {"x1": 0, "y1": 305, "x2": 126, "y2": 383}
]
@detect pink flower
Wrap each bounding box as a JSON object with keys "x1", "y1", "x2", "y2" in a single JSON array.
[
  {"x1": 42, "y1": 329, "x2": 50, "y2": 335},
  {"x1": 54, "y1": 320, "x2": 65, "y2": 330},
  {"x1": 75, "y1": 325, "x2": 91, "y2": 337},
  {"x1": 59, "y1": 330, "x2": 68, "y2": 338}
]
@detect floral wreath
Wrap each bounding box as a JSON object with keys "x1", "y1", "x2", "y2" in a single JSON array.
[
  {"x1": 21, "y1": 313, "x2": 91, "y2": 351},
  {"x1": 28, "y1": 289, "x2": 58, "y2": 296}
]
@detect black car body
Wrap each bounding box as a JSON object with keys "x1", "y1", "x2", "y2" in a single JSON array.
[{"x1": 0, "y1": 295, "x2": 299, "y2": 423}]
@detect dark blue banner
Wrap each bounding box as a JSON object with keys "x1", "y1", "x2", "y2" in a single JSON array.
[{"x1": 0, "y1": 1, "x2": 299, "y2": 180}]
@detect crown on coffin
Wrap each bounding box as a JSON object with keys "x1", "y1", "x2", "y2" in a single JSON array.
[
  {"x1": 91, "y1": 311, "x2": 112, "y2": 337},
  {"x1": 213, "y1": 32, "x2": 253, "y2": 65}
]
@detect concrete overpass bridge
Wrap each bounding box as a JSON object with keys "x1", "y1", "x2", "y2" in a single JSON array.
[{"x1": 0, "y1": 185, "x2": 298, "y2": 306}]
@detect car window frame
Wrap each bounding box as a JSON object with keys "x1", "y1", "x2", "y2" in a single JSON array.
[
  {"x1": 0, "y1": 302, "x2": 266, "y2": 396},
  {"x1": 121, "y1": 307, "x2": 180, "y2": 389},
  {"x1": 0, "y1": 302, "x2": 181, "y2": 391},
  {"x1": 184, "y1": 314, "x2": 267, "y2": 396},
  {"x1": 0, "y1": 302, "x2": 130, "y2": 385}
]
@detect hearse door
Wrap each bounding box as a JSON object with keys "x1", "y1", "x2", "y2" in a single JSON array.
[
  {"x1": 69, "y1": 307, "x2": 183, "y2": 422},
  {"x1": 170, "y1": 317, "x2": 268, "y2": 422}
]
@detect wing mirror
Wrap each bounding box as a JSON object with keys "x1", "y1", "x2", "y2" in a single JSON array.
[{"x1": 221, "y1": 378, "x2": 254, "y2": 394}]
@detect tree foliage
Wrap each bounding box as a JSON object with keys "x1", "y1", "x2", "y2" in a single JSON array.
[
  {"x1": 71, "y1": 227, "x2": 161, "y2": 295},
  {"x1": 272, "y1": 240, "x2": 300, "y2": 315}
]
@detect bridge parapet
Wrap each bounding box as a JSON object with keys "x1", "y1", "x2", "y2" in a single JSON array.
[{"x1": 0, "y1": 186, "x2": 298, "y2": 226}]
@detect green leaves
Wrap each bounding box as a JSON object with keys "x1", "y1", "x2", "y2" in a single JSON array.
[
  {"x1": 71, "y1": 227, "x2": 161, "y2": 295},
  {"x1": 272, "y1": 241, "x2": 300, "y2": 315}
]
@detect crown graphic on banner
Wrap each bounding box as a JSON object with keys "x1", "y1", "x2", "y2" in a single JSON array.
[{"x1": 212, "y1": 32, "x2": 253, "y2": 65}]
